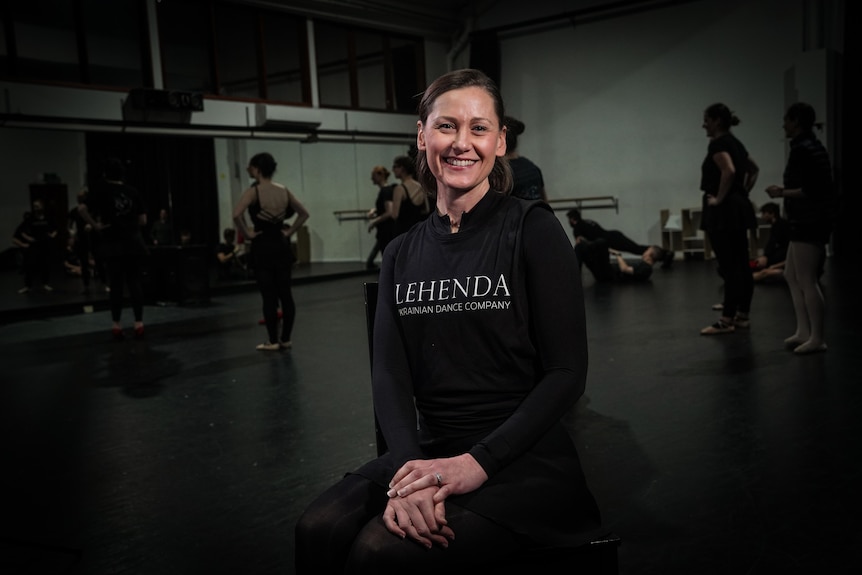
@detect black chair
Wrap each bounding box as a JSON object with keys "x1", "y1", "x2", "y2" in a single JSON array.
[{"x1": 363, "y1": 281, "x2": 621, "y2": 573}]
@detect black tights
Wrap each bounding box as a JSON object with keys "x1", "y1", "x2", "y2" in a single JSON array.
[
  {"x1": 295, "y1": 474, "x2": 525, "y2": 575},
  {"x1": 708, "y1": 227, "x2": 753, "y2": 318},
  {"x1": 106, "y1": 256, "x2": 143, "y2": 323},
  {"x1": 254, "y1": 258, "x2": 295, "y2": 343}
]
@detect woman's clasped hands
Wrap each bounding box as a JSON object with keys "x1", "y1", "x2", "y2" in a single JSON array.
[{"x1": 382, "y1": 453, "x2": 488, "y2": 549}]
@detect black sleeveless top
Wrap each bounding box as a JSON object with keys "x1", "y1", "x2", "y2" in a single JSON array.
[
  {"x1": 249, "y1": 185, "x2": 294, "y2": 242},
  {"x1": 394, "y1": 183, "x2": 428, "y2": 236}
]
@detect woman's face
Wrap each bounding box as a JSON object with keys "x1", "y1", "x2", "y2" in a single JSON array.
[
  {"x1": 246, "y1": 164, "x2": 259, "y2": 180},
  {"x1": 417, "y1": 86, "x2": 506, "y2": 196},
  {"x1": 702, "y1": 114, "x2": 722, "y2": 138}
]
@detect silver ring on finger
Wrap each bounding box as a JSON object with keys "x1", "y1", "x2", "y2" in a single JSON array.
[{"x1": 434, "y1": 472, "x2": 443, "y2": 487}]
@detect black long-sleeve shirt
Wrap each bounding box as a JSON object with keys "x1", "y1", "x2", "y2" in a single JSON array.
[
  {"x1": 783, "y1": 131, "x2": 835, "y2": 244},
  {"x1": 357, "y1": 190, "x2": 600, "y2": 545}
]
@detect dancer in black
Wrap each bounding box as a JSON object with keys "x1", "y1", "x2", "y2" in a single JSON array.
[
  {"x1": 215, "y1": 228, "x2": 245, "y2": 280},
  {"x1": 366, "y1": 165, "x2": 395, "y2": 269},
  {"x1": 750, "y1": 202, "x2": 789, "y2": 283},
  {"x1": 14, "y1": 201, "x2": 57, "y2": 293},
  {"x1": 568, "y1": 208, "x2": 672, "y2": 269},
  {"x1": 79, "y1": 158, "x2": 148, "y2": 339},
  {"x1": 390, "y1": 155, "x2": 429, "y2": 237},
  {"x1": 698, "y1": 103, "x2": 759, "y2": 335},
  {"x1": 233, "y1": 152, "x2": 309, "y2": 351},
  {"x1": 504, "y1": 116, "x2": 548, "y2": 202},
  {"x1": 296, "y1": 69, "x2": 601, "y2": 574},
  {"x1": 68, "y1": 188, "x2": 107, "y2": 293},
  {"x1": 577, "y1": 238, "x2": 654, "y2": 282},
  {"x1": 765, "y1": 102, "x2": 835, "y2": 354}
]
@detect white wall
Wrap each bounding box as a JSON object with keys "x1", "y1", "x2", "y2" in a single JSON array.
[{"x1": 491, "y1": 0, "x2": 822, "y2": 246}]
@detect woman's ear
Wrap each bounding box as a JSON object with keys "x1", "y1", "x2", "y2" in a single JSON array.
[{"x1": 417, "y1": 121, "x2": 426, "y2": 151}]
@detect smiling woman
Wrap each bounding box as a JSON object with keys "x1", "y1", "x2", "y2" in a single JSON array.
[
  {"x1": 416, "y1": 84, "x2": 508, "y2": 232},
  {"x1": 295, "y1": 69, "x2": 603, "y2": 574}
]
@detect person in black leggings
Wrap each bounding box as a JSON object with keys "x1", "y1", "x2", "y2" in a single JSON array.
[
  {"x1": 698, "y1": 103, "x2": 759, "y2": 335},
  {"x1": 232, "y1": 152, "x2": 309, "y2": 351},
  {"x1": 79, "y1": 158, "x2": 148, "y2": 340}
]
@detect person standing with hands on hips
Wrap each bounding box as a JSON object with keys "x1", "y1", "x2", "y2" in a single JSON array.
[
  {"x1": 233, "y1": 152, "x2": 309, "y2": 351},
  {"x1": 295, "y1": 69, "x2": 601, "y2": 574},
  {"x1": 765, "y1": 102, "x2": 835, "y2": 354},
  {"x1": 698, "y1": 103, "x2": 760, "y2": 335}
]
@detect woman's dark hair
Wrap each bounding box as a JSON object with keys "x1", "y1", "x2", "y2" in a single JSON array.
[
  {"x1": 704, "y1": 103, "x2": 740, "y2": 130},
  {"x1": 785, "y1": 102, "x2": 818, "y2": 132},
  {"x1": 392, "y1": 155, "x2": 416, "y2": 177},
  {"x1": 103, "y1": 157, "x2": 125, "y2": 181},
  {"x1": 249, "y1": 152, "x2": 277, "y2": 178},
  {"x1": 504, "y1": 116, "x2": 525, "y2": 154},
  {"x1": 416, "y1": 68, "x2": 512, "y2": 195}
]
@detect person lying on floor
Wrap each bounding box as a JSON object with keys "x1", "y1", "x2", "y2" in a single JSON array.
[
  {"x1": 567, "y1": 208, "x2": 674, "y2": 269},
  {"x1": 576, "y1": 238, "x2": 653, "y2": 283}
]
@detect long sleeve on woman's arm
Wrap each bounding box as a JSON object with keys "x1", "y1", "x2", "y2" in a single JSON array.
[
  {"x1": 469, "y1": 208, "x2": 589, "y2": 477},
  {"x1": 371, "y1": 237, "x2": 424, "y2": 467}
]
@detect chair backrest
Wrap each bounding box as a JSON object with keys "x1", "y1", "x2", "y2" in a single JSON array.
[
  {"x1": 363, "y1": 282, "x2": 377, "y2": 372},
  {"x1": 363, "y1": 282, "x2": 387, "y2": 455}
]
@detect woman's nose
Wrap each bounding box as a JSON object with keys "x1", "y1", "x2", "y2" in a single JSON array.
[{"x1": 452, "y1": 128, "x2": 471, "y2": 152}]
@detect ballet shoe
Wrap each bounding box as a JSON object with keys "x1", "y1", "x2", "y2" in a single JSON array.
[
  {"x1": 701, "y1": 320, "x2": 735, "y2": 335},
  {"x1": 256, "y1": 342, "x2": 281, "y2": 351},
  {"x1": 134, "y1": 325, "x2": 145, "y2": 339},
  {"x1": 279, "y1": 340, "x2": 292, "y2": 349},
  {"x1": 793, "y1": 342, "x2": 827, "y2": 355}
]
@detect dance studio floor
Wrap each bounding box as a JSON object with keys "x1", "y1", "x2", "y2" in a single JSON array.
[{"x1": 1, "y1": 256, "x2": 859, "y2": 574}]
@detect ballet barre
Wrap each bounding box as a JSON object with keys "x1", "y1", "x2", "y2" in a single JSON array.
[
  {"x1": 333, "y1": 209, "x2": 369, "y2": 224},
  {"x1": 546, "y1": 196, "x2": 619, "y2": 213},
  {"x1": 336, "y1": 196, "x2": 618, "y2": 223}
]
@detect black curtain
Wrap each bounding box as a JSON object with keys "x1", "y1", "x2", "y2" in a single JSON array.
[
  {"x1": 833, "y1": 3, "x2": 856, "y2": 258},
  {"x1": 85, "y1": 133, "x2": 219, "y2": 249},
  {"x1": 469, "y1": 30, "x2": 501, "y2": 89},
  {"x1": 392, "y1": 44, "x2": 420, "y2": 114}
]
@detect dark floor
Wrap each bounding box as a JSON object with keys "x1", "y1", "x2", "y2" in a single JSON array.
[
  {"x1": 0, "y1": 259, "x2": 376, "y2": 324},
  {"x1": 1, "y1": 256, "x2": 860, "y2": 574}
]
